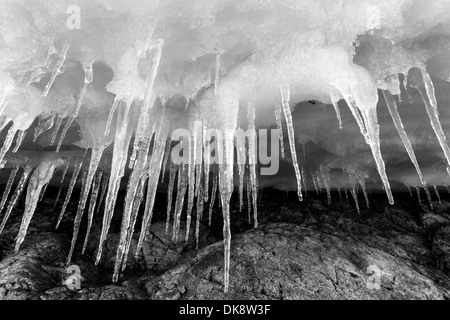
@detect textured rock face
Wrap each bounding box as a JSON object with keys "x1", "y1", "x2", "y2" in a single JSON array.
[
  {"x1": 1, "y1": 191, "x2": 450, "y2": 300},
  {"x1": 103, "y1": 222, "x2": 216, "y2": 273},
  {"x1": 0, "y1": 233, "x2": 68, "y2": 300},
  {"x1": 144, "y1": 222, "x2": 449, "y2": 300}
]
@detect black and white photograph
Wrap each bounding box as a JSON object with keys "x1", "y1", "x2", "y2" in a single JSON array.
[{"x1": 0, "y1": 0, "x2": 449, "y2": 311}]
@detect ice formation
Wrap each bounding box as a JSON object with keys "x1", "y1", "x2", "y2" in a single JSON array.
[{"x1": 2, "y1": 0, "x2": 450, "y2": 293}]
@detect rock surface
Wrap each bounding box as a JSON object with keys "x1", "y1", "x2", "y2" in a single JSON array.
[{"x1": 1, "y1": 191, "x2": 450, "y2": 300}]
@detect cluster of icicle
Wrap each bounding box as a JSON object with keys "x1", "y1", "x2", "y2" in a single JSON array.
[{"x1": 1, "y1": 30, "x2": 450, "y2": 294}]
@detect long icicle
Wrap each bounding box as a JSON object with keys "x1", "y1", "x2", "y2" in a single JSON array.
[
  {"x1": 247, "y1": 102, "x2": 258, "y2": 227},
  {"x1": 50, "y1": 115, "x2": 63, "y2": 146},
  {"x1": 408, "y1": 68, "x2": 450, "y2": 171},
  {"x1": 129, "y1": 39, "x2": 163, "y2": 169},
  {"x1": 172, "y1": 163, "x2": 188, "y2": 242},
  {"x1": 56, "y1": 63, "x2": 93, "y2": 152},
  {"x1": 0, "y1": 166, "x2": 19, "y2": 213},
  {"x1": 42, "y1": 42, "x2": 70, "y2": 97},
  {"x1": 383, "y1": 90, "x2": 425, "y2": 185},
  {"x1": 112, "y1": 108, "x2": 157, "y2": 281},
  {"x1": 185, "y1": 113, "x2": 198, "y2": 241},
  {"x1": 280, "y1": 85, "x2": 303, "y2": 201},
  {"x1": 0, "y1": 166, "x2": 32, "y2": 234},
  {"x1": 208, "y1": 169, "x2": 218, "y2": 227},
  {"x1": 195, "y1": 181, "x2": 204, "y2": 249},
  {"x1": 60, "y1": 160, "x2": 70, "y2": 183},
  {"x1": 53, "y1": 186, "x2": 63, "y2": 209},
  {"x1": 16, "y1": 157, "x2": 64, "y2": 252},
  {"x1": 274, "y1": 103, "x2": 285, "y2": 158},
  {"x1": 68, "y1": 142, "x2": 110, "y2": 262},
  {"x1": 104, "y1": 98, "x2": 120, "y2": 137},
  {"x1": 0, "y1": 125, "x2": 19, "y2": 165},
  {"x1": 96, "y1": 100, "x2": 134, "y2": 265},
  {"x1": 165, "y1": 162, "x2": 177, "y2": 235},
  {"x1": 96, "y1": 172, "x2": 109, "y2": 215},
  {"x1": 13, "y1": 130, "x2": 27, "y2": 153},
  {"x1": 82, "y1": 170, "x2": 102, "y2": 254},
  {"x1": 160, "y1": 139, "x2": 171, "y2": 182},
  {"x1": 56, "y1": 153, "x2": 85, "y2": 229},
  {"x1": 134, "y1": 119, "x2": 169, "y2": 260},
  {"x1": 121, "y1": 175, "x2": 148, "y2": 272}
]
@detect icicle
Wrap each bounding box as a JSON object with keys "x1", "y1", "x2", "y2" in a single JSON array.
[
  {"x1": 133, "y1": 120, "x2": 169, "y2": 261},
  {"x1": 82, "y1": 170, "x2": 103, "y2": 254},
  {"x1": 67, "y1": 144, "x2": 107, "y2": 263},
  {"x1": 185, "y1": 115, "x2": 199, "y2": 241},
  {"x1": 56, "y1": 154, "x2": 84, "y2": 229},
  {"x1": 406, "y1": 184, "x2": 413, "y2": 198},
  {"x1": 121, "y1": 176, "x2": 147, "y2": 272},
  {"x1": 247, "y1": 102, "x2": 258, "y2": 227},
  {"x1": 160, "y1": 139, "x2": 171, "y2": 182},
  {"x1": 274, "y1": 103, "x2": 285, "y2": 158},
  {"x1": 0, "y1": 126, "x2": 19, "y2": 165},
  {"x1": 105, "y1": 98, "x2": 120, "y2": 136},
  {"x1": 165, "y1": 162, "x2": 177, "y2": 235},
  {"x1": 446, "y1": 185, "x2": 450, "y2": 194},
  {"x1": 203, "y1": 124, "x2": 211, "y2": 203},
  {"x1": 434, "y1": 185, "x2": 442, "y2": 205},
  {"x1": 42, "y1": 42, "x2": 70, "y2": 97},
  {"x1": 416, "y1": 186, "x2": 421, "y2": 203},
  {"x1": 236, "y1": 128, "x2": 246, "y2": 212},
  {"x1": 194, "y1": 123, "x2": 203, "y2": 201},
  {"x1": 53, "y1": 186, "x2": 62, "y2": 209},
  {"x1": 408, "y1": 68, "x2": 450, "y2": 171},
  {"x1": 172, "y1": 165, "x2": 189, "y2": 242},
  {"x1": 338, "y1": 187, "x2": 343, "y2": 202},
  {"x1": 0, "y1": 166, "x2": 32, "y2": 234},
  {"x1": 209, "y1": 169, "x2": 218, "y2": 227},
  {"x1": 15, "y1": 158, "x2": 63, "y2": 251},
  {"x1": 344, "y1": 187, "x2": 349, "y2": 203},
  {"x1": 96, "y1": 173, "x2": 108, "y2": 215},
  {"x1": 312, "y1": 171, "x2": 319, "y2": 195},
  {"x1": 280, "y1": 85, "x2": 303, "y2": 201},
  {"x1": 245, "y1": 172, "x2": 251, "y2": 225},
  {"x1": 423, "y1": 185, "x2": 433, "y2": 208},
  {"x1": 112, "y1": 109, "x2": 158, "y2": 281},
  {"x1": 96, "y1": 101, "x2": 134, "y2": 265},
  {"x1": 129, "y1": 40, "x2": 164, "y2": 169},
  {"x1": 0, "y1": 166, "x2": 19, "y2": 213},
  {"x1": 383, "y1": 90, "x2": 425, "y2": 185},
  {"x1": 50, "y1": 115, "x2": 63, "y2": 146},
  {"x1": 351, "y1": 80, "x2": 394, "y2": 205},
  {"x1": 320, "y1": 164, "x2": 331, "y2": 205},
  {"x1": 359, "y1": 178, "x2": 370, "y2": 209},
  {"x1": 39, "y1": 183, "x2": 48, "y2": 202},
  {"x1": 33, "y1": 113, "x2": 55, "y2": 142},
  {"x1": 195, "y1": 181, "x2": 204, "y2": 249},
  {"x1": 68, "y1": 140, "x2": 110, "y2": 262},
  {"x1": 330, "y1": 88, "x2": 343, "y2": 129},
  {"x1": 60, "y1": 161, "x2": 70, "y2": 183},
  {"x1": 56, "y1": 63, "x2": 93, "y2": 152},
  {"x1": 12, "y1": 130, "x2": 26, "y2": 153},
  {"x1": 348, "y1": 174, "x2": 360, "y2": 214}
]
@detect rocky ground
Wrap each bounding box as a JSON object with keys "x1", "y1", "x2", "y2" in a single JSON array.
[{"x1": 0, "y1": 186, "x2": 449, "y2": 300}]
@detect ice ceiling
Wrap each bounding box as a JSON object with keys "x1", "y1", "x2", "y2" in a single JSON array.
[{"x1": 2, "y1": 0, "x2": 450, "y2": 292}]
